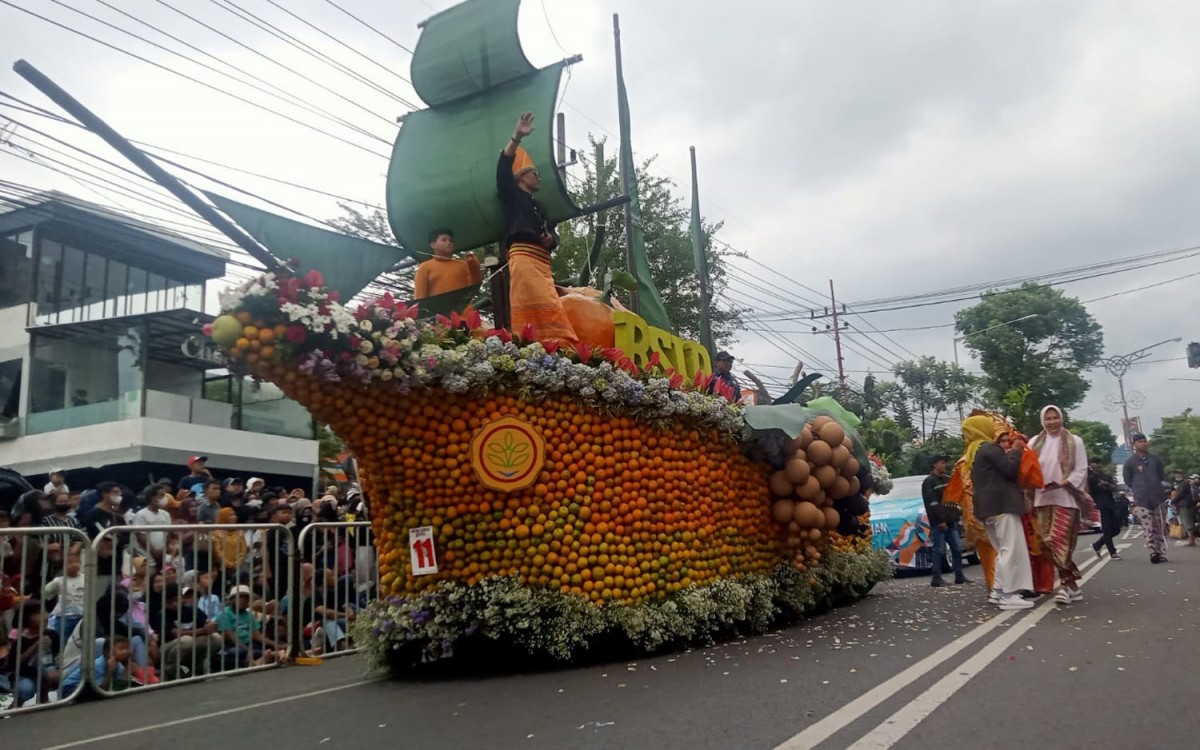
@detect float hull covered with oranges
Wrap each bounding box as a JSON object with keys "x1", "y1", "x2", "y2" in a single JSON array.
[{"x1": 208, "y1": 274, "x2": 890, "y2": 668}]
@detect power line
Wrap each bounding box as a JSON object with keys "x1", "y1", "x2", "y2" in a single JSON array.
[
  {"x1": 1, "y1": 0, "x2": 391, "y2": 158},
  {"x1": 152, "y1": 0, "x2": 399, "y2": 130},
  {"x1": 263, "y1": 0, "x2": 416, "y2": 88},
  {"x1": 83, "y1": 0, "x2": 388, "y2": 143},
  {"x1": 206, "y1": 0, "x2": 420, "y2": 110},
  {"x1": 323, "y1": 0, "x2": 415, "y2": 55}
]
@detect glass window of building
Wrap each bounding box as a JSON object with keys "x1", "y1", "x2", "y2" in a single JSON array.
[
  {"x1": 0, "y1": 359, "x2": 21, "y2": 419},
  {"x1": 106, "y1": 259, "x2": 128, "y2": 317},
  {"x1": 0, "y1": 230, "x2": 34, "y2": 308},
  {"x1": 127, "y1": 267, "x2": 148, "y2": 315},
  {"x1": 35, "y1": 239, "x2": 63, "y2": 325},
  {"x1": 82, "y1": 252, "x2": 107, "y2": 321},
  {"x1": 59, "y1": 245, "x2": 86, "y2": 324}
]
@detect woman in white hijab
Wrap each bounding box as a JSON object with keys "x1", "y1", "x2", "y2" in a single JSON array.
[{"x1": 1030, "y1": 405, "x2": 1089, "y2": 604}]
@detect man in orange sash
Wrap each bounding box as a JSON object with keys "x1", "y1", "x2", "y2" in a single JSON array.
[{"x1": 497, "y1": 112, "x2": 578, "y2": 346}]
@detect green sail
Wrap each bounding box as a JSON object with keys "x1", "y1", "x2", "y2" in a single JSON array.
[{"x1": 387, "y1": 0, "x2": 579, "y2": 252}]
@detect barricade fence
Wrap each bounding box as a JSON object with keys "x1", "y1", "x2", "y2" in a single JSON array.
[{"x1": 1, "y1": 520, "x2": 376, "y2": 714}]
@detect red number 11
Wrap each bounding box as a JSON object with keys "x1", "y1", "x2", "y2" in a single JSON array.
[{"x1": 414, "y1": 537, "x2": 435, "y2": 568}]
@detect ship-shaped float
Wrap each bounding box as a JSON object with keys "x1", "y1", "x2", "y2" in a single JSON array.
[{"x1": 199, "y1": 0, "x2": 891, "y2": 669}]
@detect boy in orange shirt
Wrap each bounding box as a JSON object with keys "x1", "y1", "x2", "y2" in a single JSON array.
[{"x1": 413, "y1": 227, "x2": 482, "y2": 300}]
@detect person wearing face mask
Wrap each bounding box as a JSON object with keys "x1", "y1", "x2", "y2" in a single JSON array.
[
  {"x1": 42, "y1": 491, "x2": 80, "y2": 531},
  {"x1": 1029, "y1": 405, "x2": 1090, "y2": 604}
]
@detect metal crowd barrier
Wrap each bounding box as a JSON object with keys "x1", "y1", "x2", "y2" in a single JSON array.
[
  {"x1": 293, "y1": 521, "x2": 377, "y2": 659},
  {"x1": 1, "y1": 519, "x2": 377, "y2": 714},
  {"x1": 84, "y1": 523, "x2": 297, "y2": 698},
  {"x1": 0, "y1": 526, "x2": 91, "y2": 715}
]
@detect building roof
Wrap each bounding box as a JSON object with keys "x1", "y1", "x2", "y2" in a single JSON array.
[{"x1": 0, "y1": 190, "x2": 228, "y2": 277}]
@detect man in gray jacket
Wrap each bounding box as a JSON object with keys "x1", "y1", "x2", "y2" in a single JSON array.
[
  {"x1": 972, "y1": 433, "x2": 1035, "y2": 609},
  {"x1": 1123, "y1": 432, "x2": 1169, "y2": 563}
]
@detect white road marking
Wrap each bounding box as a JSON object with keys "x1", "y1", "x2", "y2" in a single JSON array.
[
  {"x1": 39, "y1": 679, "x2": 378, "y2": 750},
  {"x1": 844, "y1": 543, "x2": 1129, "y2": 749},
  {"x1": 775, "y1": 549, "x2": 1111, "y2": 750}
]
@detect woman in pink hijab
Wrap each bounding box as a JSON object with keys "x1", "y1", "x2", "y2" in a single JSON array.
[{"x1": 1030, "y1": 405, "x2": 1090, "y2": 604}]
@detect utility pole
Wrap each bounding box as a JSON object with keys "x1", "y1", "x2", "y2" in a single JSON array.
[
  {"x1": 828, "y1": 280, "x2": 846, "y2": 399},
  {"x1": 809, "y1": 280, "x2": 848, "y2": 400}
]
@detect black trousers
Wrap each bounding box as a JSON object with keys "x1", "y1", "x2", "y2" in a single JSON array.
[{"x1": 1093, "y1": 506, "x2": 1121, "y2": 555}]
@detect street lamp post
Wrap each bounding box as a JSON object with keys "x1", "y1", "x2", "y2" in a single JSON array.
[
  {"x1": 952, "y1": 314, "x2": 1040, "y2": 422},
  {"x1": 1100, "y1": 337, "x2": 1182, "y2": 446}
]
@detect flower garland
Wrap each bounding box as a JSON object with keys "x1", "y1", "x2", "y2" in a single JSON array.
[
  {"x1": 209, "y1": 269, "x2": 747, "y2": 438},
  {"x1": 351, "y1": 549, "x2": 893, "y2": 670}
]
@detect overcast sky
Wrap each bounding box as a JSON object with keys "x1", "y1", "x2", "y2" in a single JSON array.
[{"x1": 3, "y1": 0, "x2": 1199, "y2": 441}]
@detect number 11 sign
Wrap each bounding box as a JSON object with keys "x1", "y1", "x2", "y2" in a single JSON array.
[{"x1": 409, "y1": 526, "x2": 439, "y2": 576}]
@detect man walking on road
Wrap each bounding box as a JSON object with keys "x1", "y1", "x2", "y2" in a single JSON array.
[
  {"x1": 923, "y1": 455, "x2": 970, "y2": 587},
  {"x1": 1088, "y1": 458, "x2": 1122, "y2": 560},
  {"x1": 1123, "y1": 432, "x2": 1169, "y2": 563}
]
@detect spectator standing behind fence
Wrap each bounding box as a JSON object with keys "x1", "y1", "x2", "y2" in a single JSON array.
[
  {"x1": 83, "y1": 482, "x2": 126, "y2": 594},
  {"x1": 197, "y1": 480, "x2": 221, "y2": 525},
  {"x1": 41, "y1": 492, "x2": 79, "y2": 531},
  {"x1": 177, "y1": 455, "x2": 211, "y2": 494},
  {"x1": 131, "y1": 485, "x2": 172, "y2": 564},
  {"x1": 43, "y1": 468, "x2": 69, "y2": 497},
  {"x1": 60, "y1": 633, "x2": 130, "y2": 697},
  {"x1": 10, "y1": 600, "x2": 60, "y2": 706}
]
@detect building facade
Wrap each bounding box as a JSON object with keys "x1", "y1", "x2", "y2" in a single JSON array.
[{"x1": 0, "y1": 192, "x2": 318, "y2": 492}]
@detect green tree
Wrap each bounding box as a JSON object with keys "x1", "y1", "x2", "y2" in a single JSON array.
[
  {"x1": 326, "y1": 201, "x2": 415, "y2": 298},
  {"x1": 898, "y1": 433, "x2": 965, "y2": 477},
  {"x1": 553, "y1": 137, "x2": 748, "y2": 346},
  {"x1": 1068, "y1": 419, "x2": 1118, "y2": 461},
  {"x1": 955, "y1": 283, "x2": 1103, "y2": 430},
  {"x1": 859, "y1": 417, "x2": 911, "y2": 474},
  {"x1": 1150, "y1": 409, "x2": 1200, "y2": 472},
  {"x1": 891, "y1": 357, "x2": 979, "y2": 440}
]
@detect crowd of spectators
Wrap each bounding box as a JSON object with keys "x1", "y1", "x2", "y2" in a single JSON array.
[{"x1": 0, "y1": 457, "x2": 374, "y2": 710}]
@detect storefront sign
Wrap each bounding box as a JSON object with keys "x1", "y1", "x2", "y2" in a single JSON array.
[{"x1": 180, "y1": 335, "x2": 225, "y2": 365}]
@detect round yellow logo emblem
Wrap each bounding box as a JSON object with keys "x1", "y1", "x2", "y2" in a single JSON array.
[{"x1": 470, "y1": 417, "x2": 545, "y2": 492}]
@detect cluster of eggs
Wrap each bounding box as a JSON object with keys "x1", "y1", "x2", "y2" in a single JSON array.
[{"x1": 766, "y1": 416, "x2": 864, "y2": 571}]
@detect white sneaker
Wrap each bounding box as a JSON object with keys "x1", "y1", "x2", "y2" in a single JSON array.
[
  {"x1": 1055, "y1": 588, "x2": 1072, "y2": 604},
  {"x1": 988, "y1": 589, "x2": 1003, "y2": 605},
  {"x1": 1068, "y1": 588, "x2": 1084, "y2": 602},
  {"x1": 998, "y1": 593, "x2": 1035, "y2": 610}
]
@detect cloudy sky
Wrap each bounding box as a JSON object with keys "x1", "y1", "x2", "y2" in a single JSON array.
[{"x1": 3, "y1": 0, "x2": 1199, "y2": 440}]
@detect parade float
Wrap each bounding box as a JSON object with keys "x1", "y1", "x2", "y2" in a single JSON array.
[{"x1": 193, "y1": 0, "x2": 892, "y2": 670}]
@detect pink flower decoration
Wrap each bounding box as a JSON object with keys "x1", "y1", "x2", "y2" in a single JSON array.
[
  {"x1": 304, "y1": 269, "x2": 325, "y2": 288},
  {"x1": 201, "y1": 323, "x2": 213, "y2": 337}
]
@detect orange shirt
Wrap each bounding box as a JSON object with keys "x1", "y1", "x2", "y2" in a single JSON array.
[{"x1": 413, "y1": 255, "x2": 483, "y2": 299}]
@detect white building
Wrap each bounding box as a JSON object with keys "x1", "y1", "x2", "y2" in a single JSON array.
[{"x1": 0, "y1": 192, "x2": 318, "y2": 492}]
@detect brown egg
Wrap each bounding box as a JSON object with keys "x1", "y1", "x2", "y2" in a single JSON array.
[
  {"x1": 785, "y1": 456, "x2": 812, "y2": 484},
  {"x1": 811, "y1": 415, "x2": 833, "y2": 431},
  {"x1": 799, "y1": 424, "x2": 814, "y2": 448},
  {"x1": 794, "y1": 500, "x2": 822, "y2": 528},
  {"x1": 770, "y1": 470, "x2": 794, "y2": 498},
  {"x1": 847, "y1": 476, "x2": 861, "y2": 496},
  {"x1": 807, "y1": 439, "x2": 833, "y2": 466},
  {"x1": 784, "y1": 435, "x2": 806, "y2": 455},
  {"x1": 772, "y1": 499, "x2": 795, "y2": 524},
  {"x1": 844, "y1": 456, "x2": 861, "y2": 477},
  {"x1": 807, "y1": 527, "x2": 823, "y2": 542},
  {"x1": 787, "y1": 521, "x2": 801, "y2": 534},
  {"x1": 814, "y1": 464, "x2": 838, "y2": 489},
  {"x1": 818, "y1": 420, "x2": 846, "y2": 446},
  {"x1": 796, "y1": 476, "x2": 821, "y2": 500},
  {"x1": 831, "y1": 475, "x2": 851, "y2": 499},
  {"x1": 830, "y1": 445, "x2": 851, "y2": 469},
  {"x1": 842, "y1": 435, "x2": 853, "y2": 450},
  {"x1": 823, "y1": 507, "x2": 841, "y2": 530}
]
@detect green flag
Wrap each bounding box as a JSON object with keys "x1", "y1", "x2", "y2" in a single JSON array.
[
  {"x1": 689, "y1": 147, "x2": 714, "y2": 354},
  {"x1": 615, "y1": 17, "x2": 672, "y2": 331}
]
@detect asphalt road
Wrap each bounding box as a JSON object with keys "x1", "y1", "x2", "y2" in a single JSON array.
[{"x1": 7, "y1": 526, "x2": 1193, "y2": 750}]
